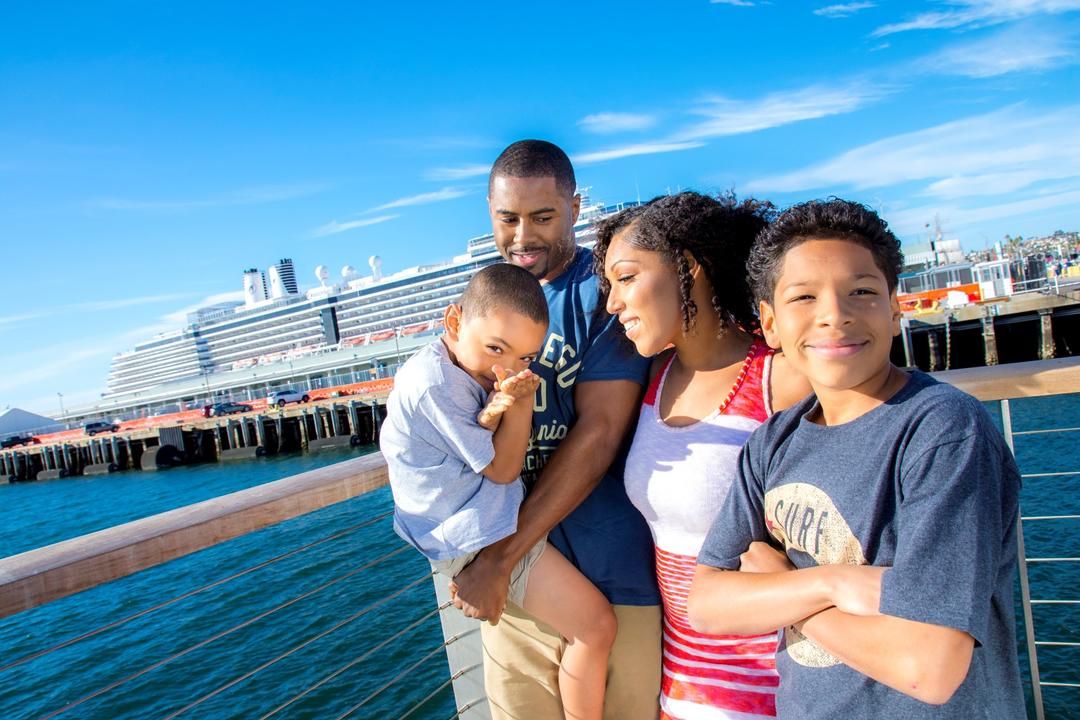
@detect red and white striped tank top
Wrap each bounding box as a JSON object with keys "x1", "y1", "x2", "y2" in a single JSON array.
[{"x1": 624, "y1": 338, "x2": 779, "y2": 720}]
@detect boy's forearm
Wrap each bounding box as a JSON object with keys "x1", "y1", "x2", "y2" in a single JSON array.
[
  {"x1": 687, "y1": 565, "x2": 836, "y2": 635},
  {"x1": 484, "y1": 402, "x2": 533, "y2": 484},
  {"x1": 797, "y1": 608, "x2": 974, "y2": 705}
]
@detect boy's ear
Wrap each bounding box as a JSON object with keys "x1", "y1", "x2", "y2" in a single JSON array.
[
  {"x1": 889, "y1": 290, "x2": 901, "y2": 337},
  {"x1": 444, "y1": 303, "x2": 463, "y2": 341},
  {"x1": 759, "y1": 299, "x2": 782, "y2": 350}
]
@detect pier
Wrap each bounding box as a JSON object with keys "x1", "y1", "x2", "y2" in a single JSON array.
[
  {"x1": 0, "y1": 396, "x2": 388, "y2": 484},
  {"x1": 898, "y1": 284, "x2": 1080, "y2": 371}
]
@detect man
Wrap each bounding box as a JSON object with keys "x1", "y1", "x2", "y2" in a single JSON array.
[{"x1": 451, "y1": 140, "x2": 662, "y2": 720}]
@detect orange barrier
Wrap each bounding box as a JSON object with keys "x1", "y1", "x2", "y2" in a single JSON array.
[{"x1": 898, "y1": 283, "x2": 981, "y2": 313}]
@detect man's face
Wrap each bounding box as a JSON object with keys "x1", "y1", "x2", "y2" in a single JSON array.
[
  {"x1": 760, "y1": 238, "x2": 900, "y2": 397},
  {"x1": 488, "y1": 174, "x2": 580, "y2": 283}
]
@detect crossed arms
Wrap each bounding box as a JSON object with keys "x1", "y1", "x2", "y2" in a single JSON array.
[{"x1": 687, "y1": 542, "x2": 975, "y2": 705}]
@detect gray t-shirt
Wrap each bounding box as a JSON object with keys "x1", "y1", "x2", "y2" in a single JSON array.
[
  {"x1": 698, "y1": 370, "x2": 1026, "y2": 718},
  {"x1": 381, "y1": 340, "x2": 525, "y2": 561}
]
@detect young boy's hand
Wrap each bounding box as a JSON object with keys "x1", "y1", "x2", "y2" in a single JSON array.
[
  {"x1": 477, "y1": 391, "x2": 516, "y2": 431},
  {"x1": 495, "y1": 365, "x2": 541, "y2": 400},
  {"x1": 739, "y1": 541, "x2": 795, "y2": 573}
]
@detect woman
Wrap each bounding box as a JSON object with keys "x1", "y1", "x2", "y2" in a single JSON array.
[{"x1": 593, "y1": 192, "x2": 810, "y2": 720}]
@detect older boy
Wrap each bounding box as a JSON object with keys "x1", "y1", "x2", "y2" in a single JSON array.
[
  {"x1": 688, "y1": 199, "x2": 1026, "y2": 718},
  {"x1": 382, "y1": 263, "x2": 617, "y2": 720}
]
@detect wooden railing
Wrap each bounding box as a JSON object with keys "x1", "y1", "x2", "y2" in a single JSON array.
[{"x1": 0, "y1": 453, "x2": 389, "y2": 618}]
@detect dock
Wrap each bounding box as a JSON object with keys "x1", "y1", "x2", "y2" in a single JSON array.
[{"x1": 0, "y1": 396, "x2": 388, "y2": 483}]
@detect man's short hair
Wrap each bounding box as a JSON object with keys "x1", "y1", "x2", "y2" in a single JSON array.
[
  {"x1": 459, "y1": 263, "x2": 549, "y2": 326},
  {"x1": 748, "y1": 198, "x2": 905, "y2": 304},
  {"x1": 489, "y1": 140, "x2": 576, "y2": 198}
]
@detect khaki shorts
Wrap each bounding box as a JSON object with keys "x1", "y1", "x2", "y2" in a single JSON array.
[
  {"x1": 430, "y1": 538, "x2": 547, "y2": 608},
  {"x1": 481, "y1": 601, "x2": 662, "y2": 720}
]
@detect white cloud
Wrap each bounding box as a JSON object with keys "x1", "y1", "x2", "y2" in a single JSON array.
[
  {"x1": 311, "y1": 214, "x2": 399, "y2": 238},
  {"x1": 677, "y1": 83, "x2": 889, "y2": 140},
  {"x1": 874, "y1": 0, "x2": 1080, "y2": 36},
  {"x1": 0, "y1": 293, "x2": 195, "y2": 334},
  {"x1": 918, "y1": 24, "x2": 1077, "y2": 77},
  {"x1": 157, "y1": 291, "x2": 247, "y2": 329},
  {"x1": 815, "y1": 2, "x2": 876, "y2": 18},
  {"x1": 578, "y1": 112, "x2": 659, "y2": 134},
  {"x1": 711, "y1": 0, "x2": 757, "y2": 6},
  {"x1": 745, "y1": 104, "x2": 1080, "y2": 196},
  {"x1": 367, "y1": 187, "x2": 471, "y2": 213},
  {"x1": 572, "y1": 141, "x2": 705, "y2": 164},
  {"x1": 423, "y1": 164, "x2": 491, "y2": 181},
  {"x1": 83, "y1": 293, "x2": 193, "y2": 312},
  {"x1": 0, "y1": 344, "x2": 117, "y2": 395},
  {"x1": 885, "y1": 187, "x2": 1080, "y2": 235},
  {"x1": 90, "y1": 182, "x2": 330, "y2": 212}
]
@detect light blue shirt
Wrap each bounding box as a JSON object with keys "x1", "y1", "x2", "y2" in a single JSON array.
[{"x1": 381, "y1": 340, "x2": 525, "y2": 561}]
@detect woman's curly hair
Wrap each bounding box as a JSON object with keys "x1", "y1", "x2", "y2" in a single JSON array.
[{"x1": 593, "y1": 191, "x2": 774, "y2": 335}]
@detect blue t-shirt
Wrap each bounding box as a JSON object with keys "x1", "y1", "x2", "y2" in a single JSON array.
[
  {"x1": 698, "y1": 371, "x2": 1026, "y2": 718},
  {"x1": 526, "y1": 247, "x2": 659, "y2": 606}
]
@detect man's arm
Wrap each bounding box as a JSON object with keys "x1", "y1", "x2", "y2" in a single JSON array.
[
  {"x1": 797, "y1": 609, "x2": 975, "y2": 705},
  {"x1": 451, "y1": 378, "x2": 643, "y2": 623}
]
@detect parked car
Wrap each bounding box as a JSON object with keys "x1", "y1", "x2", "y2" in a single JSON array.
[
  {"x1": 0, "y1": 433, "x2": 37, "y2": 449},
  {"x1": 208, "y1": 401, "x2": 253, "y2": 417},
  {"x1": 267, "y1": 389, "x2": 310, "y2": 408},
  {"x1": 84, "y1": 420, "x2": 120, "y2": 436}
]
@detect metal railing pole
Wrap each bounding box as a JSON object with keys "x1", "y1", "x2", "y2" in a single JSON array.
[{"x1": 1002, "y1": 399, "x2": 1045, "y2": 720}]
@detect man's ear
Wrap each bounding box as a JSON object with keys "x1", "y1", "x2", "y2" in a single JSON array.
[
  {"x1": 444, "y1": 303, "x2": 463, "y2": 342},
  {"x1": 570, "y1": 192, "x2": 581, "y2": 224},
  {"x1": 759, "y1": 299, "x2": 782, "y2": 350}
]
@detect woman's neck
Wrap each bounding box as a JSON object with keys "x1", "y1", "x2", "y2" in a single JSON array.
[{"x1": 671, "y1": 315, "x2": 753, "y2": 372}]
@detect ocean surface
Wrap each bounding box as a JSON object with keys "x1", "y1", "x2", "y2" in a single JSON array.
[
  {"x1": 1, "y1": 391, "x2": 1077, "y2": 719},
  {"x1": 0, "y1": 446, "x2": 454, "y2": 719}
]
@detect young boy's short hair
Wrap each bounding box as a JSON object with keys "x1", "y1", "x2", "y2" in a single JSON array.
[
  {"x1": 460, "y1": 263, "x2": 549, "y2": 326},
  {"x1": 748, "y1": 198, "x2": 905, "y2": 304}
]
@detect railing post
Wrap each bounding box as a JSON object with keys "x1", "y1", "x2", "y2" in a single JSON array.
[
  {"x1": 431, "y1": 574, "x2": 491, "y2": 719},
  {"x1": 1001, "y1": 399, "x2": 1045, "y2": 720}
]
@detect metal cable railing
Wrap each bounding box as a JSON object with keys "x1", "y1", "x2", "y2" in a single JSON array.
[
  {"x1": 38, "y1": 544, "x2": 411, "y2": 719},
  {"x1": 334, "y1": 639, "x2": 458, "y2": 720},
  {"x1": 398, "y1": 664, "x2": 480, "y2": 720},
  {"x1": 258, "y1": 597, "x2": 452, "y2": 719},
  {"x1": 162, "y1": 571, "x2": 438, "y2": 719},
  {"x1": 1000, "y1": 399, "x2": 1080, "y2": 720},
  {"x1": 1, "y1": 511, "x2": 392, "y2": 675}
]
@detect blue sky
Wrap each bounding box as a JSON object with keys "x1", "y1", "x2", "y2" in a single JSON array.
[{"x1": 2, "y1": 0, "x2": 1079, "y2": 415}]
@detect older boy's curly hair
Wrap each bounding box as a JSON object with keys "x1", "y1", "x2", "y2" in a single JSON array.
[
  {"x1": 593, "y1": 191, "x2": 774, "y2": 335},
  {"x1": 749, "y1": 198, "x2": 904, "y2": 305}
]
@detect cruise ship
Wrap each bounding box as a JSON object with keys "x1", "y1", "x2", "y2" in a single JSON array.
[{"x1": 88, "y1": 198, "x2": 639, "y2": 420}]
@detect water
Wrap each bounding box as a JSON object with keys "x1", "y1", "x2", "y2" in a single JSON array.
[
  {"x1": 0, "y1": 447, "x2": 455, "y2": 719},
  {"x1": 1, "y1": 394, "x2": 1078, "y2": 719}
]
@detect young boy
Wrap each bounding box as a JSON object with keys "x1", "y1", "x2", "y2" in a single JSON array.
[
  {"x1": 380, "y1": 263, "x2": 617, "y2": 720},
  {"x1": 687, "y1": 199, "x2": 1026, "y2": 718}
]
